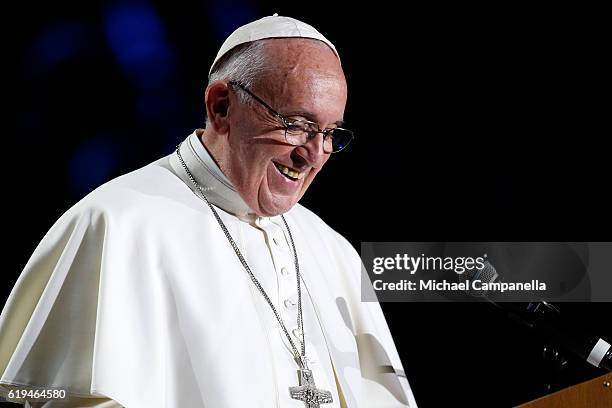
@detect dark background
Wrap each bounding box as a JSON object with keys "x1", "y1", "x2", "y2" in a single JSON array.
[{"x1": 4, "y1": 1, "x2": 611, "y2": 407}]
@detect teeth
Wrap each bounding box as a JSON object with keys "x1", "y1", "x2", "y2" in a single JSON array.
[{"x1": 275, "y1": 163, "x2": 304, "y2": 180}]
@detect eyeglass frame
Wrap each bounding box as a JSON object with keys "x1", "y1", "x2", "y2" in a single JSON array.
[{"x1": 227, "y1": 80, "x2": 354, "y2": 153}]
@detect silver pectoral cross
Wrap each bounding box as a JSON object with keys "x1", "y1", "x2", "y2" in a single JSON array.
[{"x1": 289, "y1": 368, "x2": 333, "y2": 407}]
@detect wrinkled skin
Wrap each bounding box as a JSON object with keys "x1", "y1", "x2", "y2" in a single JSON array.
[{"x1": 200, "y1": 38, "x2": 347, "y2": 216}]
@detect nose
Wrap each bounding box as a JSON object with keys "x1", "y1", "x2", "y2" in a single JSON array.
[{"x1": 293, "y1": 133, "x2": 328, "y2": 166}]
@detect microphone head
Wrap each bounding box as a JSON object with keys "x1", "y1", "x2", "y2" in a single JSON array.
[{"x1": 460, "y1": 260, "x2": 499, "y2": 298}]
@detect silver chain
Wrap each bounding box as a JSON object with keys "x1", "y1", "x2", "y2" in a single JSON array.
[{"x1": 175, "y1": 143, "x2": 307, "y2": 368}]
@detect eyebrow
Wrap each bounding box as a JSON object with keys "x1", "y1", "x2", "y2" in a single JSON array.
[{"x1": 283, "y1": 110, "x2": 345, "y2": 128}]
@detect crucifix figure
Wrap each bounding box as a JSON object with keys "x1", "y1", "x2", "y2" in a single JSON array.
[{"x1": 289, "y1": 368, "x2": 334, "y2": 407}]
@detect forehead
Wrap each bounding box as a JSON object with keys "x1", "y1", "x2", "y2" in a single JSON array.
[{"x1": 256, "y1": 39, "x2": 347, "y2": 124}]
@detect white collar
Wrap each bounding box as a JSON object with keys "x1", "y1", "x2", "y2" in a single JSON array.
[
  {"x1": 187, "y1": 131, "x2": 234, "y2": 188},
  {"x1": 169, "y1": 131, "x2": 256, "y2": 218}
]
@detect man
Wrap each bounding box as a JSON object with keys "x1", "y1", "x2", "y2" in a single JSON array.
[{"x1": 0, "y1": 15, "x2": 418, "y2": 407}]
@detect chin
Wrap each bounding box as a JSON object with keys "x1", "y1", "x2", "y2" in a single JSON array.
[{"x1": 258, "y1": 196, "x2": 298, "y2": 217}]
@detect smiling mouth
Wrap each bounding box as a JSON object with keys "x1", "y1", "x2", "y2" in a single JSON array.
[{"x1": 273, "y1": 162, "x2": 305, "y2": 181}]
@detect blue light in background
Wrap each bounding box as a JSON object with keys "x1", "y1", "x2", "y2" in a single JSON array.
[
  {"x1": 103, "y1": 1, "x2": 175, "y2": 89},
  {"x1": 102, "y1": 0, "x2": 185, "y2": 148},
  {"x1": 206, "y1": 0, "x2": 259, "y2": 41},
  {"x1": 68, "y1": 136, "x2": 121, "y2": 196},
  {"x1": 26, "y1": 21, "x2": 85, "y2": 72}
]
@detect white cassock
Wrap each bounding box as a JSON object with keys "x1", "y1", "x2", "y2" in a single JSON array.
[{"x1": 0, "y1": 131, "x2": 418, "y2": 408}]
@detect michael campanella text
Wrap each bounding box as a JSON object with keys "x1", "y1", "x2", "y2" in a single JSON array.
[{"x1": 373, "y1": 279, "x2": 547, "y2": 292}]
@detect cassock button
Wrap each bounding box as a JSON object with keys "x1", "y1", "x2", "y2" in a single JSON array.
[
  {"x1": 280, "y1": 267, "x2": 289, "y2": 276},
  {"x1": 292, "y1": 328, "x2": 302, "y2": 338},
  {"x1": 284, "y1": 298, "x2": 297, "y2": 309}
]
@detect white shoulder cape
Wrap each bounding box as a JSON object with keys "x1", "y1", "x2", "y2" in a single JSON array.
[{"x1": 0, "y1": 138, "x2": 417, "y2": 408}]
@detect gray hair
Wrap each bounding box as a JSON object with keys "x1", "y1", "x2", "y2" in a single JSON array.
[{"x1": 204, "y1": 40, "x2": 269, "y2": 126}]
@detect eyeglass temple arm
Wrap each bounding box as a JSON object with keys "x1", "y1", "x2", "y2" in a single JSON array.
[{"x1": 228, "y1": 81, "x2": 287, "y2": 124}]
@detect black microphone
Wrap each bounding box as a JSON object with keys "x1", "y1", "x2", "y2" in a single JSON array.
[{"x1": 462, "y1": 261, "x2": 611, "y2": 371}]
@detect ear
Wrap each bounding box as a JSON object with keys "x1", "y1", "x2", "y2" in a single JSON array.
[{"x1": 205, "y1": 81, "x2": 232, "y2": 133}]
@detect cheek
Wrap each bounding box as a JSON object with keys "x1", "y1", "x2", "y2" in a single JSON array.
[
  {"x1": 241, "y1": 146, "x2": 285, "y2": 182},
  {"x1": 235, "y1": 139, "x2": 271, "y2": 166}
]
